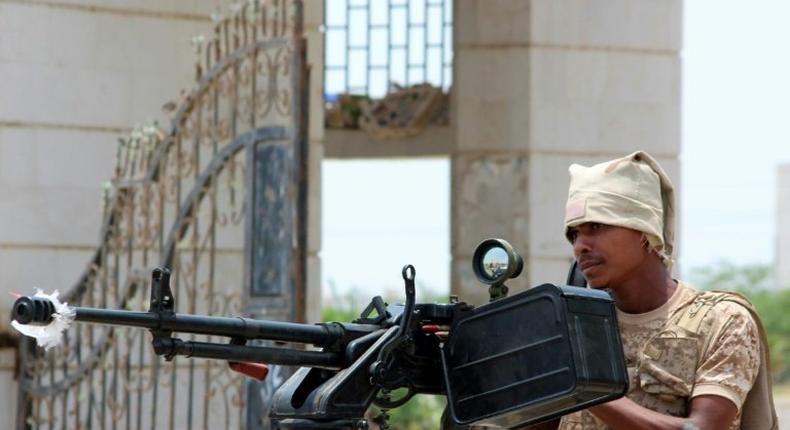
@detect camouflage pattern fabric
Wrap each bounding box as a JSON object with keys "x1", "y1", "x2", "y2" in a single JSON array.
[{"x1": 558, "y1": 282, "x2": 760, "y2": 430}]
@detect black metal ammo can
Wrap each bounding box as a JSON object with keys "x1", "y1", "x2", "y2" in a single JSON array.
[{"x1": 441, "y1": 283, "x2": 628, "y2": 428}]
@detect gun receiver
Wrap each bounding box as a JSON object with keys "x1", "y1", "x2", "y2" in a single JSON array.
[{"x1": 12, "y1": 239, "x2": 629, "y2": 429}]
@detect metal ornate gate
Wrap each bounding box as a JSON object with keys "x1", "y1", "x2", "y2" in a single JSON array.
[{"x1": 16, "y1": 1, "x2": 307, "y2": 428}]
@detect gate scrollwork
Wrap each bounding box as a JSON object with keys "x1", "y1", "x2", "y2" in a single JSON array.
[{"x1": 17, "y1": 1, "x2": 306, "y2": 429}]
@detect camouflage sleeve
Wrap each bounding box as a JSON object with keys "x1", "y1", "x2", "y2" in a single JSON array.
[{"x1": 691, "y1": 302, "x2": 761, "y2": 410}]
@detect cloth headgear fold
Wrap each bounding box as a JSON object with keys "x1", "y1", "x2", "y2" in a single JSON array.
[{"x1": 564, "y1": 151, "x2": 675, "y2": 268}]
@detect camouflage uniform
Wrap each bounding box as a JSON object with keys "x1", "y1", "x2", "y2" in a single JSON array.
[{"x1": 558, "y1": 282, "x2": 761, "y2": 430}]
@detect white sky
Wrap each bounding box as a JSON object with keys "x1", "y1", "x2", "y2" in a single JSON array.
[
  {"x1": 321, "y1": 159, "x2": 450, "y2": 298},
  {"x1": 681, "y1": 0, "x2": 790, "y2": 270},
  {"x1": 322, "y1": 0, "x2": 790, "y2": 297}
]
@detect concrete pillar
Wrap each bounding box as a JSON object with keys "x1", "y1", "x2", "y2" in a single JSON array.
[
  {"x1": 304, "y1": 1, "x2": 324, "y2": 323},
  {"x1": 451, "y1": 0, "x2": 682, "y2": 303}
]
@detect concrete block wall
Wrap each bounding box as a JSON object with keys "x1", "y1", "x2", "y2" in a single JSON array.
[{"x1": 451, "y1": 0, "x2": 682, "y2": 302}]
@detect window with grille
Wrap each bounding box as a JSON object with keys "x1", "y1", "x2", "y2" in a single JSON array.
[{"x1": 324, "y1": 0, "x2": 453, "y2": 99}]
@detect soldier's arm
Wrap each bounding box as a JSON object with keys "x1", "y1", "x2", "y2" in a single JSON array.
[
  {"x1": 587, "y1": 394, "x2": 736, "y2": 430},
  {"x1": 691, "y1": 303, "x2": 761, "y2": 413}
]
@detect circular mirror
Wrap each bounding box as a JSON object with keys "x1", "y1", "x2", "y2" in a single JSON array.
[{"x1": 481, "y1": 247, "x2": 509, "y2": 280}]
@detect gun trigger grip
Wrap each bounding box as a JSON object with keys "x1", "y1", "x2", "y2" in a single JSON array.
[{"x1": 228, "y1": 362, "x2": 269, "y2": 381}]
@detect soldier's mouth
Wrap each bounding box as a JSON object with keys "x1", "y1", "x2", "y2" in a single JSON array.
[{"x1": 579, "y1": 258, "x2": 603, "y2": 272}]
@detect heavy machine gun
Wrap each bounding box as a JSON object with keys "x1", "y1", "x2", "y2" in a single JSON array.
[{"x1": 12, "y1": 239, "x2": 627, "y2": 429}]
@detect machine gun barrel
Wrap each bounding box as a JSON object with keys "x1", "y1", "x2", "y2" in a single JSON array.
[
  {"x1": 13, "y1": 297, "x2": 342, "y2": 347},
  {"x1": 10, "y1": 294, "x2": 387, "y2": 370},
  {"x1": 76, "y1": 307, "x2": 342, "y2": 347}
]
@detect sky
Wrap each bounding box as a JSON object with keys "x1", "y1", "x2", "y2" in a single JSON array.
[
  {"x1": 681, "y1": 0, "x2": 790, "y2": 270},
  {"x1": 321, "y1": 159, "x2": 450, "y2": 298},
  {"x1": 322, "y1": 0, "x2": 790, "y2": 298}
]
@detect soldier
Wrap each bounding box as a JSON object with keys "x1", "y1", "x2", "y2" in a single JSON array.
[{"x1": 527, "y1": 151, "x2": 777, "y2": 430}]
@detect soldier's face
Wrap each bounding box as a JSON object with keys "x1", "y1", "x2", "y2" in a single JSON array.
[{"x1": 567, "y1": 223, "x2": 648, "y2": 289}]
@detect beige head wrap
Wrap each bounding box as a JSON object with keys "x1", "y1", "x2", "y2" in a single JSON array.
[{"x1": 564, "y1": 151, "x2": 675, "y2": 268}]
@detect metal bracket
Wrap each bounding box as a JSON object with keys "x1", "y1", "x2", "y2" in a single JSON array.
[
  {"x1": 149, "y1": 267, "x2": 177, "y2": 360},
  {"x1": 488, "y1": 283, "x2": 509, "y2": 302},
  {"x1": 149, "y1": 267, "x2": 175, "y2": 315},
  {"x1": 355, "y1": 296, "x2": 390, "y2": 325}
]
